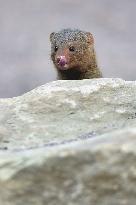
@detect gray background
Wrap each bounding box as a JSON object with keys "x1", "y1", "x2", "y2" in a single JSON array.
[{"x1": 0, "y1": 0, "x2": 135, "y2": 97}]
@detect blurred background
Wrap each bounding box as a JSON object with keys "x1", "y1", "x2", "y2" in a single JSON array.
[{"x1": 0, "y1": 0, "x2": 135, "y2": 97}]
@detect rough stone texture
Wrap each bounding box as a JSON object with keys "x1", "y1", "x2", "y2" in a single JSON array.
[
  {"x1": 0, "y1": 78, "x2": 136, "y2": 204},
  {"x1": 1, "y1": 129, "x2": 136, "y2": 205},
  {"x1": 0, "y1": 78, "x2": 136, "y2": 150}
]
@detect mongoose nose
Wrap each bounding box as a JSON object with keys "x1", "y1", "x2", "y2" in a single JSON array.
[{"x1": 57, "y1": 56, "x2": 67, "y2": 67}]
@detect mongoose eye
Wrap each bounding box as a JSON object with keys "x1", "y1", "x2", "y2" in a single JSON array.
[
  {"x1": 69, "y1": 46, "x2": 75, "y2": 52},
  {"x1": 54, "y1": 46, "x2": 58, "y2": 52}
]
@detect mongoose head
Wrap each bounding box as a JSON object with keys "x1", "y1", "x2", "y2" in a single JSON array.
[{"x1": 50, "y1": 29, "x2": 94, "y2": 72}]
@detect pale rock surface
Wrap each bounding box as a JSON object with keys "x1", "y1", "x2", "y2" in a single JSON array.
[
  {"x1": 0, "y1": 78, "x2": 136, "y2": 150},
  {"x1": 0, "y1": 78, "x2": 136, "y2": 205}
]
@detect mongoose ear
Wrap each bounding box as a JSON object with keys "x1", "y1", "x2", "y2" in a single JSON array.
[
  {"x1": 86, "y1": 32, "x2": 94, "y2": 45},
  {"x1": 50, "y1": 32, "x2": 55, "y2": 42}
]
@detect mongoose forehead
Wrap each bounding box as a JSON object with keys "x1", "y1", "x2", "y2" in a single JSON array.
[{"x1": 50, "y1": 28, "x2": 88, "y2": 46}]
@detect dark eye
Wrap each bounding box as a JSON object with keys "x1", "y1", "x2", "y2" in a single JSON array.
[
  {"x1": 54, "y1": 46, "x2": 58, "y2": 52},
  {"x1": 69, "y1": 46, "x2": 75, "y2": 52}
]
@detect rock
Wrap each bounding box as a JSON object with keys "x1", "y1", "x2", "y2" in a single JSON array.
[
  {"x1": 0, "y1": 128, "x2": 136, "y2": 205},
  {"x1": 0, "y1": 78, "x2": 136, "y2": 150},
  {"x1": 1, "y1": 78, "x2": 136, "y2": 204}
]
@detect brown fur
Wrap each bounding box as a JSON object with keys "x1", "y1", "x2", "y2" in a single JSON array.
[{"x1": 50, "y1": 29, "x2": 102, "y2": 80}]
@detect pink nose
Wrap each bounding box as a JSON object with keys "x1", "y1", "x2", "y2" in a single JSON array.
[{"x1": 57, "y1": 56, "x2": 67, "y2": 67}]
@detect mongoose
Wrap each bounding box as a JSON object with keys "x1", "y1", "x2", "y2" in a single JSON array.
[{"x1": 50, "y1": 28, "x2": 102, "y2": 80}]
